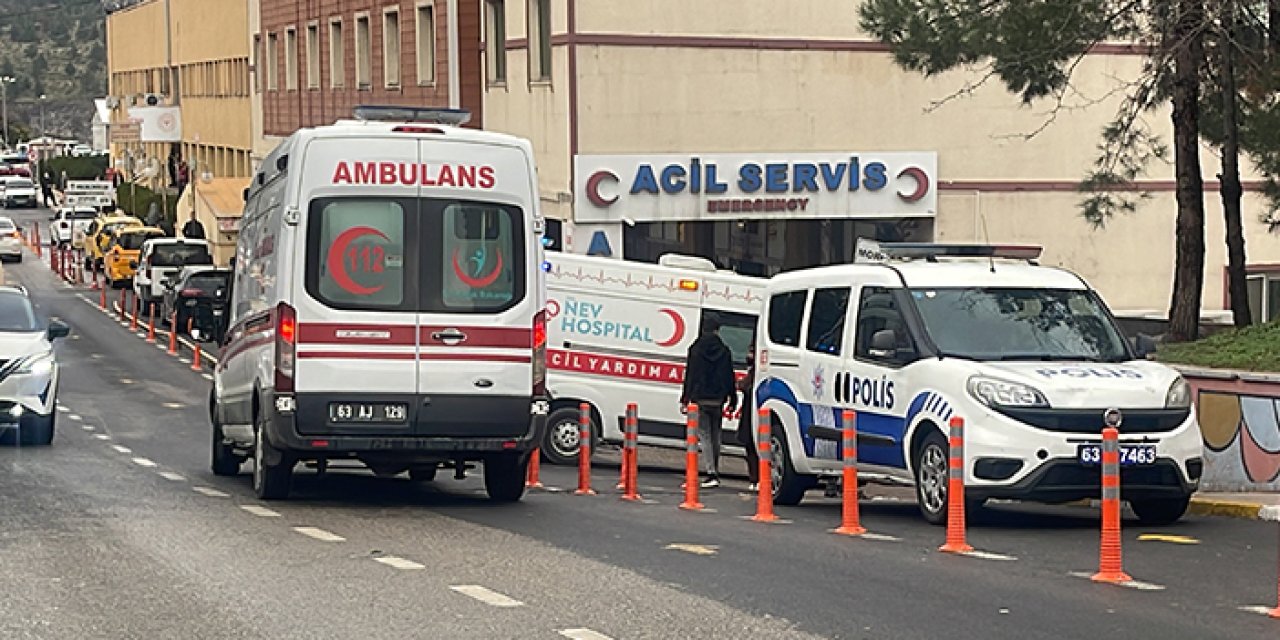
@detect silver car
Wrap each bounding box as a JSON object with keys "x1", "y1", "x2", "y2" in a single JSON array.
[
  {"x1": 0, "y1": 286, "x2": 69, "y2": 445},
  {"x1": 0, "y1": 216, "x2": 22, "y2": 262}
]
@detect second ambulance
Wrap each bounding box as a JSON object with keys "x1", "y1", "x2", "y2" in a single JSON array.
[{"x1": 757, "y1": 242, "x2": 1202, "y2": 524}]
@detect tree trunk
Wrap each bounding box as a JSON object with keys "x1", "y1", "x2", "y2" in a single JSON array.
[
  {"x1": 1271, "y1": 0, "x2": 1280, "y2": 58},
  {"x1": 1167, "y1": 0, "x2": 1207, "y2": 342},
  {"x1": 1221, "y1": 7, "x2": 1251, "y2": 327}
]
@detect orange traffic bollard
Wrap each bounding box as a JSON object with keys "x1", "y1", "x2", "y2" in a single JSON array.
[
  {"x1": 574, "y1": 402, "x2": 595, "y2": 495},
  {"x1": 167, "y1": 312, "x2": 178, "y2": 355},
  {"x1": 49, "y1": 244, "x2": 59, "y2": 273},
  {"x1": 146, "y1": 303, "x2": 157, "y2": 343},
  {"x1": 98, "y1": 274, "x2": 107, "y2": 308},
  {"x1": 1092, "y1": 416, "x2": 1132, "y2": 583},
  {"x1": 525, "y1": 448, "x2": 544, "y2": 489},
  {"x1": 939, "y1": 416, "x2": 975, "y2": 554},
  {"x1": 679, "y1": 404, "x2": 704, "y2": 511},
  {"x1": 620, "y1": 403, "x2": 641, "y2": 501},
  {"x1": 33, "y1": 227, "x2": 41, "y2": 258},
  {"x1": 751, "y1": 408, "x2": 778, "y2": 522},
  {"x1": 832, "y1": 409, "x2": 866, "y2": 535},
  {"x1": 191, "y1": 343, "x2": 203, "y2": 370},
  {"x1": 130, "y1": 293, "x2": 140, "y2": 331}
]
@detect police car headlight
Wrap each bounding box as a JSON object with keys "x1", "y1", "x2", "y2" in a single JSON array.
[
  {"x1": 16, "y1": 352, "x2": 55, "y2": 378},
  {"x1": 1165, "y1": 377, "x2": 1192, "y2": 409},
  {"x1": 967, "y1": 376, "x2": 1049, "y2": 408}
]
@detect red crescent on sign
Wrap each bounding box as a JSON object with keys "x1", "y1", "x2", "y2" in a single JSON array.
[
  {"x1": 654, "y1": 308, "x2": 686, "y2": 348},
  {"x1": 896, "y1": 166, "x2": 930, "y2": 202},
  {"x1": 451, "y1": 248, "x2": 504, "y2": 288},
  {"x1": 326, "y1": 226, "x2": 389, "y2": 296},
  {"x1": 585, "y1": 170, "x2": 619, "y2": 207},
  {"x1": 545, "y1": 299, "x2": 561, "y2": 319}
]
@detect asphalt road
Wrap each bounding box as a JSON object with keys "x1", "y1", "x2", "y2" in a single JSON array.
[{"x1": 4, "y1": 206, "x2": 1280, "y2": 639}]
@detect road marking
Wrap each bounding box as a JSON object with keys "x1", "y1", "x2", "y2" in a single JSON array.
[
  {"x1": 178, "y1": 358, "x2": 191, "y2": 364},
  {"x1": 201, "y1": 373, "x2": 213, "y2": 381},
  {"x1": 1263, "y1": 506, "x2": 1280, "y2": 522},
  {"x1": 560, "y1": 629, "x2": 614, "y2": 640},
  {"x1": 162, "y1": 402, "x2": 185, "y2": 409},
  {"x1": 1068, "y1": 571, "x2": 1166, "y2": 590},
  {"x1": 93, "y1": 434, "x2": 110, "y2": 440},
  {"x1": 1137, "y1": 533, "x2": 1200, "y2": 545},
  {"x1": 192, "y1": 486, "x2": 229, "y2": 498},
  {"x1": 110, "y1": 444, "x2": 132, "y2": 454},
  {"x1": 962, "y1": 550, "x2": 1018, "y2": 561},
  {"x1": 240, "y1": 505, "x2": 281, "y2": 518},
  {"x1": 374, "y1": 556, "x2": 425, "y2": 570},
  {"x1": 56, "y1": 406, "x2": 67, "y2": 412},
  {"x1": 158, "y1": 471, "x2": 185, "y2": 482},
  {"x1": 80, "y1": 425, "x2": 93, "y2": 431},
  {"x1": 663, "y1": 543, "x2": 719, "y2": 556},
  {"x1": 68, "y1": 414, "x2": 82, "y2": 421},
  {"x1": 131, "y1": 457, "x2": 157, "y2": 468},
  {"x1": 1239, "y1": 605, "x2": 1277, "y2": 616},
  {"x1": 293, "y1": 526, "x2": 346, "y2": 542},
  {"x1": 119, "y1": 378, "x2": 134, "y2": 385},
  {"x1": 858, "y1": 532, "x2": 903, "y2": 542},
  {"x1": 91, "y1": 354, "x2": 102, "y2": 359},
  {"x1": 448, "y1": 585, "x2": 524, "y2": 607}
]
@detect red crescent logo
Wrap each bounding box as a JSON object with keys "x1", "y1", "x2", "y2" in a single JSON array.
[
  {"x1": 654, "y1": 308, "x2": 686, "y2": 348},
  {"x1": 326, "y1": 226, "x2": 388, "y2": 296},
  {"x1": 545, "y1": 299, "x2": 561, "y2": 319},
  {"x1": 585, "y1": 170, "x2": 619, "y2": 208},
  {"x1": 451, "y1": 247, "x2": 504, "y2": 288},
  {"x1": 896, "y1": 166, "x2": 930, "y2": 202}
]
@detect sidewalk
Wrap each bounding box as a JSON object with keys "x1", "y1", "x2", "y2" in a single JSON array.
[{"x1": 1189, "y1": 492, "x2": 1280, "y2": 521}]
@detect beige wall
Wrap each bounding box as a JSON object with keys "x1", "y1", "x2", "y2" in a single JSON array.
[{"x1": 576, "y1": 0, "x2": 866, "y2": 38}]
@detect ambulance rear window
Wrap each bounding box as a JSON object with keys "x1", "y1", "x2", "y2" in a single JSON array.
[
  {"x1": 437, "y1": 204, "x2": 520, "y2": 311},
  {"x1": 308, "y1": 199, "x2": 410, "y2": 311}
]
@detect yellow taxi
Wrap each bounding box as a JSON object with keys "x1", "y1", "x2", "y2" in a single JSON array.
[
  {"x1": 104, "y1": 226, "x2": 166, "y2": 288},
  {"x1": 85, "y1": 213, "x2": 143, "y2": 271}
]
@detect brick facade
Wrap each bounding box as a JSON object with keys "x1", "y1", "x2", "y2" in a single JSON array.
[{"x1": 259, "y1": 0, "x2": 482, "y2": 136}]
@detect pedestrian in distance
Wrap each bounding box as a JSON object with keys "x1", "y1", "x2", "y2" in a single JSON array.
[
  {"x1": 182, "y1": 213, "x2": 206, "y2": 240},
  {"x1": 40, "y1": 172, "x2": 54, "y2": 208},
  {"x1": 680, "y1": 316, "x2": 737, "y2": 489},
  {"x1": 737, "y1": 341, "x2": 761, "y2": 492}
]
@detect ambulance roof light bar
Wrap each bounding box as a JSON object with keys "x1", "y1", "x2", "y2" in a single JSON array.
[
  {"x1": 882, "y1": 242, "x2": 1043, "y2": 262},
  {"x1": 352, "y1": 105, "x2": 472, "y2": 126}
]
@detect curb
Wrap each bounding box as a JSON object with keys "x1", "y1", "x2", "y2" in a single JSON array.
[{"x1": 1069, "y1": 497, "x2": 1280, "y2": 522}]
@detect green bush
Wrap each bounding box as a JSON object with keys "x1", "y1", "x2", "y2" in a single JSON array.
[
  {"x1": 40, "y1": 156, "x2": 109, "y2": 185},
  {"x1": 115, "y1": 183, "x2": 179, "y2": 225}
]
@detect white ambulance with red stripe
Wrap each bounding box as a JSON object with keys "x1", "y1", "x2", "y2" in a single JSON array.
[
  {"x1": 209, "y1": 107, "x2": 548, "y2": 501},
  {"x1": 540, "y1": 252, "x2": 765, "y2": 464}
]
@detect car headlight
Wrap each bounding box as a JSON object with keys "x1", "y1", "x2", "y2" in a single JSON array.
[
  {"x1": 16, "y1": 352, "x2": 54, "y2": 377},
  {"x1": 1165, "y1": 377, "x2": 1192, "y2": 409},
  {"x1": 967, "y1": 376, "x2": 1050, "y2": 408}
]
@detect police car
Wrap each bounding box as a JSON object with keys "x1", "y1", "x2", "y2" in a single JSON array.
[
  {"x1": 542, "y1": 252, "x2": 764, "y2": 464},
  {"x1": 209, "y1": 106, "x2": 548, "y2": 501},
  {"x1": 756, "y1": 241, "x2": 1202, "y2": 525}
]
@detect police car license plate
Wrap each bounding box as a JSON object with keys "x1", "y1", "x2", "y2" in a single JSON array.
[
  {"x1": 1076, "y1": 444, "x2": 1156, "y2": 466},
  {"x1": 329, "y1": 402, "x2": 408, "y2": 424}
]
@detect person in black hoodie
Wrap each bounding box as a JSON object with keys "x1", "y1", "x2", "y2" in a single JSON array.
[{"x1": 680, "y1": 316, "x2": 737, "y2": 488}]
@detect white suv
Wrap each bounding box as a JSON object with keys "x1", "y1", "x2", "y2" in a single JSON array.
[{"x1": 134, "y1": 238, "x2": 214, "y2": 305}]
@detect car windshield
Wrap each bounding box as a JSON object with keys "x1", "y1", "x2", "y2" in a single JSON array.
[
  {"x1": 0, "y1": 219, "x2": 15, "y2": 233},
  {"x1": 67, "y1": 210, "x2": 97, "y2": 220},
  {"x1": 0, "y1": 292, "x2": 39, "y2": 332},
  {"x1": 117, "y1": 233, "x2": 159, "y2": 251},
  {"x1": 908, "y1": 287, "x2": 1131, "y2": 362},
  {"x1": 6, "y1": 179, "x2": 32, "y2": 189},
  {"x1": 153, "y1": 243, "x2": 213, "y2": 267}
]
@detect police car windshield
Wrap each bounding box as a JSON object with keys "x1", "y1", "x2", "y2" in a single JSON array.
[{"x1": 909, "y1": 287, "x2": 1130, "y2": 363}]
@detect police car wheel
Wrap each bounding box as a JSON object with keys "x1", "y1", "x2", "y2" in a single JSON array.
[
  {"x1": 914, "y1": 430, "x2": 950, "y2": 525},
  {"x1": 542, "y1": 406, "x2": 594, "y2": 466},
  {"x1": 769, "y1": 423, "x2": 809, "y2": 506},
  {"x1": 1130, "y1": 496, "x2": 1190, "y2": 526}
]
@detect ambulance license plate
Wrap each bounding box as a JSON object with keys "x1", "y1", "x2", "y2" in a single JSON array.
[
  {"x1": 1076, "y1": 444, "x2": 1156, "y2": 466},
  {"x1": 329, "y1": 402, "x2": 408, "y2": 424}
]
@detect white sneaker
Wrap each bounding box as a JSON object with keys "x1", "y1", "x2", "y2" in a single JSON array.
[
  {"x1": 700, "y1": 477, "x2": 720, "y2": 489},
  {"x1": 747, "y1": 483, "x2": 759, "y2": 492}
]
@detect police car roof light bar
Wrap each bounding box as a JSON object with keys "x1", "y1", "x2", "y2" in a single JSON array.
[
  {"x1": 352, "y1": 105, "x2": 472, "y2": 126},
  {"x1": 879, "y1": 243, "x2": 1043, "y2": 262}
]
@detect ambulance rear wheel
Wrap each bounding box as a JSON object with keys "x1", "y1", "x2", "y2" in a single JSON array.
[
  {"x1": 542, "y1": 406, "x2": 595, "y2": 466},
  {"x1": 769, "y1": 420, "x2": 810, "y2": 506},
  {"x1": 484, "y1": 453, "x2": 527, "y2": 503}
]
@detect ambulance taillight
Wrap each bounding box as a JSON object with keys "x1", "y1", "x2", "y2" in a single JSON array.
[
  {"x1": 532, "y1": 309, "x2": 547, "y2": 396},
  {"x1": 274, "y1": 302, "x2": 297, "y2": 393}
]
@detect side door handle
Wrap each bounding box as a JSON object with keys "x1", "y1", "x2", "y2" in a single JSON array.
[{"x1": 430, "y1": 328, "x2": 468, "y2": 345}]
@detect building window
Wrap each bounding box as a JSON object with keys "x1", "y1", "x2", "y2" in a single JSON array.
[
  {"x1": 383, "y1": 8, "x2": 401, "y2": 88},
  {"x1": 415, "y1": 3, "x2": 436, "y2": 85},
  {"x1": 485, "y1": 0, "x2": 506, "y2": 84},
  {"x1": 529, "y1": 0, "x2": 551, "y2": 82},
  {"x1": 253, "y1": 34, "x2": 262, "y2": 93},
  {"x1": 1242, "y1": 268, "x2": 1280, "y2": 324},
  {"x1": 306, "y1": 23, "x2": 320, "y2": 89},
  {"x1": 329, "y1": 18, "x2": 345, "y2": 89},
  {"x1": 265, "y1": 32, "x2": 278, "y2": 90},
  {"x1": 284, "y1": 27, "x2": 298, "y2": 91},
  {"x1": 355, "y1": 14, "x2": 372, "y2": 89}
]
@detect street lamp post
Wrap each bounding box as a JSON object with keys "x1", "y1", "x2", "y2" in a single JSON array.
[
  {"x1": 0, "y1": 76, "x2": 15, "y2": 150},
  {"x1": 38, "y1": 94, "x2": 46, "y2": 141}
]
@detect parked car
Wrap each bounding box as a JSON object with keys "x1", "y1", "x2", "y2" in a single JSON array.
[
  {"x1": 103, "y1": 226, "x2": 165, "y2": 288},
  {"x1": 84, "y1": 214, "x2": 143, "y2": 271},
  {"x1": 161, "y1": 266, "x2": 230, "y2": 340},
  {"x1": 1, "y1": 177, "x2": 37, "y2": 208},
  {"x1": 49, "y1": 206, "x2": 98, "y2": 248},
  {"x1": 0, "y1": 216, "x2": 22, "y2": 263},
  {"x1": 134, "y1": 238, "x2": 213, "y2": 306},
  {"x1": 0, "y1": 285, "x2": 69, "y2": 446}
]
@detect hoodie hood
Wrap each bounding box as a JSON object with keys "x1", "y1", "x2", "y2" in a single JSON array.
[{"x1": 693, "y1": 334, "x2": 729, "y2": 362}]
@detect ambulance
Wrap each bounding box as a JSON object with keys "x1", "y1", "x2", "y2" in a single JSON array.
[
  {"x1": 541, "y1": 252, "x2": 765, "y2": 464},
  {"x1": 209, "y1": 106, "x2": 548, "y2": 502},
  {"x1": 756, "y1": 241, "x2": 1202, "y2": 524}
]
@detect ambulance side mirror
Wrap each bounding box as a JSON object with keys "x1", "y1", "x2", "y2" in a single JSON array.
[{"x1": 869, "y1": 329, "x2": 897, "y2": 359}]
